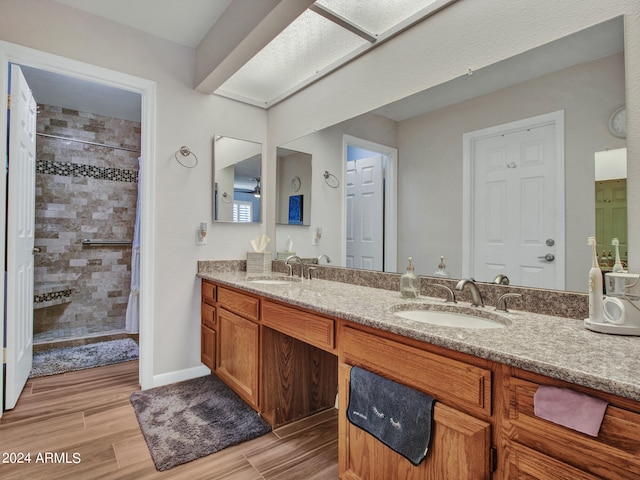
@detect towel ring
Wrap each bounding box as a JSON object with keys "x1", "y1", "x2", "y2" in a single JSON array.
[
  {"x1": 175, "y1": 146, "x2": 198, "y2": 168},
  {"x1": 323, "y1": 170, "x2": 340, "y2": 188}
]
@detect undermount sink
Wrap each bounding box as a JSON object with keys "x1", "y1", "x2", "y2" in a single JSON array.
[{"x1": 391, "y1": 304, "x2": 509, "y2": 329}]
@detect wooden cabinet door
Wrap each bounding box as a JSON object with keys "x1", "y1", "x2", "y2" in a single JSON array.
[
  {"x1": 339, "y1": 363, "x2": 491, "y2": 480},
  {"x1": 201, "y1": 325, "x2": 215, "y2": 371},
  {"x1": 217, "y1": 308, "x2": 259, "y2": 408}
]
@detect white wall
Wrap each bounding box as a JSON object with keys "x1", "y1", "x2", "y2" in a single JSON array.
[{"x1": 0, "y1": 0, "x2": 267, "y2": 383}]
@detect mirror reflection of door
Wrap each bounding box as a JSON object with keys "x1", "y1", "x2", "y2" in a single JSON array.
[
  {"x1": 343, "y1": 136, "x2": 398, "y2": 273},
  {"x1": 346, "y1": 152, "x2": 384, "y2": 270},
  {"x1": 464, "y1": 111, "x2": 565, "y2": 290},
  {"x1": 595, "y1": 148, "x2": 627, "y2": 269}
]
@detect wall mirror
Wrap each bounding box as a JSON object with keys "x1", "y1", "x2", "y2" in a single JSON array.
[
  {"x1": 276, "y1": 147, "x2": 312, "y2": 226},
  {"x1": 276, "y1": 16, "x2": 627, "y2": 293},
  {"x1": 213, "y1": 136, "x2": 262, "y2": 223}
]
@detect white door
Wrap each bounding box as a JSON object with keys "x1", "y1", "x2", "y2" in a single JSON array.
[
  {"x1": 467, "y1": 113, "x2": 564, "y2": 289},
  {"x1": 346, "y1": 155, "x2": 384, "y2": 271},
  {"x1": 5, "y1": 65, "x2": 37, "y2": 410}
]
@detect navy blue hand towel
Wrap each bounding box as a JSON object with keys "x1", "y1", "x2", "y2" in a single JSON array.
[{"x1": 347, "y1": 366, "x2": 436, "y2": 466}]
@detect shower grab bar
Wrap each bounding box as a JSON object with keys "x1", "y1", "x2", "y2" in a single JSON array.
[{"x1": 82, "y1": 239, "x2": 132, "y2": 246}]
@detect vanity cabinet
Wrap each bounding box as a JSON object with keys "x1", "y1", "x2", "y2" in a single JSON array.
[
  {"x1": 261, "y1": 299, "x2": 338, "y2": 427},
  {"x1": 200, "y1": 277, "x2": 640, "y2": 480},
  {"x1": 338, "y1": 323, "x2": 493, "y2": 480},
  {"x1": 216, "y1": 286, "x2": 260, "y2": 409},
  {"x1": 507, "y1": 370, "x2": 640, "y2": 479},
  {"x1": 200, "y1": 280, "x2": 217, "y2": 370}
]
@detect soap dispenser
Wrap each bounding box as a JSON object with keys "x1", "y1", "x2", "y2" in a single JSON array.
[
  {"x1": 433, "y1": 256, "x2": 450, "y2": 278},
  {"x1": 400, "y1": 257, "x2": 420, "y2": 299}
]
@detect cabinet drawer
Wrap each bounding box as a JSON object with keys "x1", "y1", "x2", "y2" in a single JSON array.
[
  {"x1": 510, "y1": 443, "x2": 600, "y2": 480},
  {"x1": 340, "y1": 325, "x2": 491, "y2": 417},
  {"x1": 509, "y1": 377, "x2": 640, "y2": 479},
  {"x1": 262, "y1": 301, "x2": 335, "y2": 352},
  {"x1": 218, "y1": 286, "x2": 260, "y2": 321},
  {"x1": 202, "y1": 302, "x2": 216, "y2": 330},
  {"x1": 202, "y1": 280, "x2": 216, "y2": 303}
]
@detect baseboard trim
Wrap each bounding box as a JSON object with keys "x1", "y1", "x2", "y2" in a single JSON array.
[{"x1": 150, "y1": 364, "x2": 211, "y2": 389}]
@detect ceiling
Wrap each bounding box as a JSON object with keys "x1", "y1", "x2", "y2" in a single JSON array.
[
  {"x1": 54, "y1": 0, "x2": 232, "y2": 48},
  {"x1": 23, "y1": 2, "x2": 623, "y2": 124}
]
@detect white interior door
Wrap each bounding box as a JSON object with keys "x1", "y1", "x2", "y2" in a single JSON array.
[
  {"x1": 466, "y1": 113, "x2": 564, "y2": 289},
  {"x1": 346, "y1": 155, "x2": 384, "y2": 271},
  {"x1": 5, "y1": 65, "x2": 37, "y2": 410}
]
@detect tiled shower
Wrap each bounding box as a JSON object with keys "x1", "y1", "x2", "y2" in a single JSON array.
[{"x1": 33, "y1": 105, "x2": 141, "y2": 345}]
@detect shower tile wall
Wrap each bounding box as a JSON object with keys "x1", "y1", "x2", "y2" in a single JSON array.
[{"x1": 34, "y1": 105, "x2": 140, "y2": 343}]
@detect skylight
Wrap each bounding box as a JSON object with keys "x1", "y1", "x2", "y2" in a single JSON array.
[{"x1": 215, "y1": 0, "x2": 455, "y2": 107}]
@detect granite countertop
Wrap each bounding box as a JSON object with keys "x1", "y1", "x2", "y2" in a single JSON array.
[{"x1": 198, "y1": 270, "x2": 640, "y2": 402}]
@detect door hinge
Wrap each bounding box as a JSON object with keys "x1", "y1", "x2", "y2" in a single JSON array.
[
  {"x1": 2, "y1": 347, "x2": 6, "y2": 364},
  {"x1": 7, "y1": 93, "x2": 10, "y2": 110},
  {"x1": 490, "y1": 446, "x2": 498, "y2": 472}
]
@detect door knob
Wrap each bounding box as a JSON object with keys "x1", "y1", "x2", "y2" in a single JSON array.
[{"x1": 538, "y1": 254, "x2": 555, "y2": 262}]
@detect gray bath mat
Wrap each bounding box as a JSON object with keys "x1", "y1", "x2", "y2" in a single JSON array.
[
  {"x1": 130, "y1": 374, "x2": 272, "y2": 471},
  {"x1": 29, "y1": 338, "x2": 139, "y2": 378}
]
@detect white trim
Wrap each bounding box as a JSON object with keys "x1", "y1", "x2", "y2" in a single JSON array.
[
  {"x1": 462, "y1": 110, "x2": 565, "y2": 290},
  {"x1": 0, "y1": 41, "x2": 157, "y2": 402},
  {"x1": 342, "y1": 135, "x2": 398, "y2": 273},
  {"x1": 151, "y1": 365, "x2": 211, "y2": 389}
]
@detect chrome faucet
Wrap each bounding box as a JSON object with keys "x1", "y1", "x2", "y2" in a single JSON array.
[
  {"x1": 317, "y1": 254, "x2": 331, "y2": 264},
  {"x1": 495, "y1": 293, "x2": 522, "y2": 312},
  {"x1": 455, "y1": 278, "x2": 484, "y2": 307},
  {"x1": 285, "y1": 255, "x2": 305, "y2": 279}
]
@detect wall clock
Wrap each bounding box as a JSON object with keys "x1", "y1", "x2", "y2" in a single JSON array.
[
  {"x1": 291, "y1": 176, "x2": 301, "y2": 192},
  {"x1": 608, "y1": 105, "x2": 626, "y2": 139}
]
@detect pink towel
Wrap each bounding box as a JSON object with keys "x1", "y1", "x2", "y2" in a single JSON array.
[{"x1": 533, "y1": 385, "x2": 608, "y2": 437}]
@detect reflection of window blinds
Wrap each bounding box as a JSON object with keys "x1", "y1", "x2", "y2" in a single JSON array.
[{"x1": 233, "y1": 201, "x2": 253, "y2": 222}]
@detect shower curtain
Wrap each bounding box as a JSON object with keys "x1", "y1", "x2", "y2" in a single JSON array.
[{"x1": 125, "y1": 157, "x2": 141, "y2": 333}]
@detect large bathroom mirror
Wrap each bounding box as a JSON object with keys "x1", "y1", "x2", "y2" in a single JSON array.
[
  {"x1": 276, "y1": 147, "x2": 312, "y2": 226},
  {"x1": 276, "y1": 16, "x2": 627, "y2": 293},
  {"x1": 213, "y1": 136, "x2": 262, "y2": 223}
]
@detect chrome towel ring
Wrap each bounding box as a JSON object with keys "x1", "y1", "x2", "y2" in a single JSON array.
[
  {"x1": 175, "y1": 146, "x2": 198, "y2": 168},
  {"x1": 323, "y1": 170, "x2": 339, "y2": 188}
]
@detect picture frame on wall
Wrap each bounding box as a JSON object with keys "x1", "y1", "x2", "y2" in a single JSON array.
[{"x1": 288, "y1": 195, "x2": 303, "y2": 225}]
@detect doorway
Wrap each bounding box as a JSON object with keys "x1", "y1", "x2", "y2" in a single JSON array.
[
  {"x1": 462, "y1": 111, "x2": 565, "y2": 290},
  {"x1": 0, "y1": 42, "x2": 156, "y2": 416},
  {"x1": 343, "y1": 135, "x2": 397, "y2": 273}
]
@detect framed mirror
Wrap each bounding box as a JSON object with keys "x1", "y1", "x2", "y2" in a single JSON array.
[
  {"x1": 275, "y1": 16, "x2": 627, "y2": 293},
  {"x1": 276, "y1": 147, "x2": 312, "y2": 226},
  {"x1": 213, "y1": 136, "x2": 262, "y2": 223}
]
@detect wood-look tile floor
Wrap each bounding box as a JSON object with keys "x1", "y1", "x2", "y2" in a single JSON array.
[{"x1": 0, "y1": 361, "x2": 339, "y2": 479}]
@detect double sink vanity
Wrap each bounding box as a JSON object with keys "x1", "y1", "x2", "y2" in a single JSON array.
[{"x1": 198, "y1": 261, "x2": 640, "y2": 479}]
